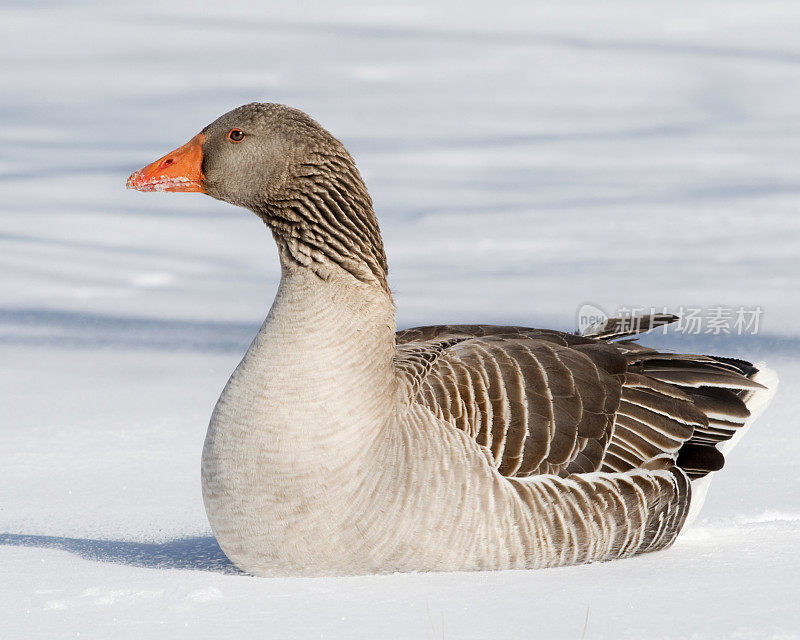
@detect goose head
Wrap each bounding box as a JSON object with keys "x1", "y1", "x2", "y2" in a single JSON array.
[{"x1": 127, "y1": 103, "x2": 389, "y2": 292}]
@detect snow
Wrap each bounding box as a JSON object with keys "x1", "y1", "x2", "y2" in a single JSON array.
[{"x1": 2, "y1": 1, "x2": 799, "y2": 638}]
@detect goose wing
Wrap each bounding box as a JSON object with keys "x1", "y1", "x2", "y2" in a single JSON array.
[{"x1": 395, "y1": 321, "x2": 763, "y2": 479}]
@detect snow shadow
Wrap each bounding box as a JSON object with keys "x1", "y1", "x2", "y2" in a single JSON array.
[
  {"x1": 0, "y1": 532, "x2": 241, "y2": 574},
  {"x1": 3, "y1": 306, "x2": 800, "y2": 361},
  {"x1": 0, "y1": 307, "x2": 256, "y2": 353}
]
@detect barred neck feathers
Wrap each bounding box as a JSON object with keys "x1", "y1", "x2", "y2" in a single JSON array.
[{"x1": 262, "y1": 146, "x2": 390, "y2": 296}]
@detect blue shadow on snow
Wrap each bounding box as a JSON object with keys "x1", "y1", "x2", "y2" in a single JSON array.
[{"x1": 0, "y1": 532, "x2": 241, "y2": 574}]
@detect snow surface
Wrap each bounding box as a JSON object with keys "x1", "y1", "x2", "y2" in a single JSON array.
[{"x1": 2, "y1": 1, "x2": 799, "y2": 638}]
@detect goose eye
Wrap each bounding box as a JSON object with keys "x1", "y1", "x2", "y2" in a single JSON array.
[{"x1": 227, "y1": 128, "x2": 245, "y2": 142}]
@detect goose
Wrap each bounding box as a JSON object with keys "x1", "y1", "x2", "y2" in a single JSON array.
[{"x1": 127, "y1": 103, "x2": 777, "y2": 577}]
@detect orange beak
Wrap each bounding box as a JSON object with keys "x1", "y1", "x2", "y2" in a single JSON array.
[{"x1": 126, "y1": 133, "x2": 205, "y2": 193}]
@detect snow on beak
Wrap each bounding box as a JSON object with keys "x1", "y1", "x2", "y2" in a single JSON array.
[{"x1": 127, "y1": 133, "x2": 205, "y2": 193}]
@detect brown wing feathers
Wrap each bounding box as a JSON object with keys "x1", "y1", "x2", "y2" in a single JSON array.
[
  {"x1": 397, "y1": 320, "x2": 763, "y2": 482},
  {"x1": 601, "y1": 372, "x2": 704, "y2": 475},
  {"x1": 402, "y1": 330, "x2": 622, "y2": 478},
  {"x1": 620, "y1": 350, "x2": 762, "y2": 478}
]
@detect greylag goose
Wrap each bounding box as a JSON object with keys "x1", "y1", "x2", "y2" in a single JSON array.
[{"x1": 127, "y1": 103, "x2": 777, "y2": 577}]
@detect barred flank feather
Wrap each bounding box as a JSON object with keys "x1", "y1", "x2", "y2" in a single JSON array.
[{"x1": 397, "y1": 314, "x2": 769, "y2": 547}]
